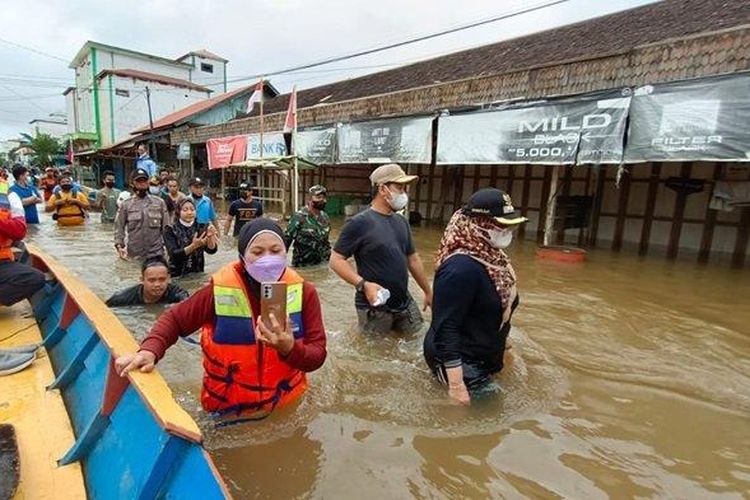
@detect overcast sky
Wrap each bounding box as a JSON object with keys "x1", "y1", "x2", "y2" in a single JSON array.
[{"x1": 0, "y1": 0, "x2": 658, "y2": 139}]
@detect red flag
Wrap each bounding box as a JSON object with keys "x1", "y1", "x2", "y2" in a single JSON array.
[
  {"x1": 283, "y1": 86, "x2": 297, "y2": 134},
  {"x1": 246, "y1": 80, "x2": 264, "y2": 114},
  {"x1": 66, "y1": 139, "x2": 74, "y2": 164}
]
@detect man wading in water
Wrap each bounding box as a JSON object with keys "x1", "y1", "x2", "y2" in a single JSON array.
[{"x1": 330, "y1": 163, "x2": 432, "y2": 335}]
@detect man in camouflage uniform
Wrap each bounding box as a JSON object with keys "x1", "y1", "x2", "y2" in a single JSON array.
[{"x1": 285, "y1": 185, "x2": 331, "y2": 267}]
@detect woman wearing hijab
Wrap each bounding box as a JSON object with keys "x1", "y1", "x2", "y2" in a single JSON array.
[
  {"x1": 164, "y1": 198, "x2": 218, "y2": 277},
  {"x1": 423, "y1": 188, "x2": 527, "y2": 405},
  {"x1": 115, "y1": 219, "x2": 327, "y2": 420}
]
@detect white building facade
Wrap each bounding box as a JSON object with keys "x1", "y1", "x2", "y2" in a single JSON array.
[{"x1": 65, "y1": 42, "x2": 227, "y2": 148}]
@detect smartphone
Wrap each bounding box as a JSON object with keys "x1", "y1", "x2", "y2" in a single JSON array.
[{"x1": 260, "y1": 282, "x2": 287, "y2": 331}]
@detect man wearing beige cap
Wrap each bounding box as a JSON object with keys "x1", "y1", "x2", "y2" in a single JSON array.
[{"x1": 330, "y1": 163, "x2": 432, "y2": 335}]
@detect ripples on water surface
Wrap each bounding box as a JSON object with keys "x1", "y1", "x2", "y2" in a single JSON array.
[{"x1": 27, "y1": 213, "x2": 750, "y2": 499}]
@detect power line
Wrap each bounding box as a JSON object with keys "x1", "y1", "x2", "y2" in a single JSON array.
[
  {"x1": 0, "y1": 36, "x2": 68, "y2": 63},
  {"x1": 204, "y1": 0, "x2": 571, "y2": 87}
]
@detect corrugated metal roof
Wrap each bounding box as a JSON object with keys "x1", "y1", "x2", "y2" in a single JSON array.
[
  {"x1": 131, "y1": 84, "x2": 253, "y2": 133},
  {"x1": 97, "y1": 69, "x2": 210, "y2": 92}
]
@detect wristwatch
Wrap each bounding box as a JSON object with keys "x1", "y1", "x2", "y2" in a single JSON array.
[{"x1": 355, "y1": 278, "x2": 366, "y2": 292}]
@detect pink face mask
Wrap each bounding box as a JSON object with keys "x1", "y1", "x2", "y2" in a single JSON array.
[{"x1": 243, "y1": 254, "x2": 286, "y2": 283}]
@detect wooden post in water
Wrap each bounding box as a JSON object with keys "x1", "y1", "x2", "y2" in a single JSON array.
[
  {"x1": 639, "y1": 162, "x2": 662, "y2": 256},
  {"x1": 543, "y1": 165, "x2": 561, "y2": 247},
  {"x1": 666, "y1": 163, "x2": 692, "y2": 260},
  {"x1": 732, "y1": 207, "x2": 750, "y2": 269},
  {"x1": 612, "y1": 165, "x2": 632, "y2": 252},
  {"x1": 698, "y1": 162, "x2": 723, "y2": 264}
]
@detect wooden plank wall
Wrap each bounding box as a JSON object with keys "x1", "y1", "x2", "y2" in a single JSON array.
[{"x1": 301, "y1": 161, "x2": 749, "y2": 268}]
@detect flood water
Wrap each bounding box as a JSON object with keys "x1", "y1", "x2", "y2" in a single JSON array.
[{"x1": 27, "y1": 210, "x2": 750, "y2": 499}]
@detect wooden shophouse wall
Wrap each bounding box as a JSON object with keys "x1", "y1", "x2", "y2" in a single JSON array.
[{"x1": 398, "y1": 162, "x2": 749, "y2": 268}]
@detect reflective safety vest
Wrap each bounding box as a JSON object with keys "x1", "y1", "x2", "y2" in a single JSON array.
[
  {"x1": 200, "y1": 262, "x2": 308, "y2": 417},
  {"x1": 0, "y1": 181, "x2": 15, "y2": 261}
]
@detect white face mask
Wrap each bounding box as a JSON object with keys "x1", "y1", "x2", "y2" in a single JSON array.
[
  {"x1": 487, "y1": 228, "x2": 513, "y2": 249},
  {"x1": 386, "y1": 187, "x2": 408, "y2": 211},
  {"x1": 148, "y1": 186, "x2": 160, "y2": 195}
]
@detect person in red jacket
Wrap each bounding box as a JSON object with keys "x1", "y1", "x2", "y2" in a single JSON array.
[
  {"x1": 0, "y1": 177, "x2": 45, "y2": 306},
  {"x1": 115, "y1": 218, "x2": 327, "y2": 421}
]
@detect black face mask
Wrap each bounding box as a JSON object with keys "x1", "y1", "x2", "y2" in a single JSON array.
[
  {"x1": 61, "y1": 185, "x2": 72, "y2": 192},
  {"x1": 105, "y1": 181, "x2": 115, "y2": 188},
  {"x1": 312, "y1": 200, "x2": 327, "y2": 211},
  {"x1": 135, "y1": 188, "x2": 148, "y2": 198},
  {"x1": 192, "y1": 192, "x2": 203, "y2": 199}
]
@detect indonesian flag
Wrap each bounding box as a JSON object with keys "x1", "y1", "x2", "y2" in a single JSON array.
[
  {"x1": 283, "y1": 86, "x2": 297, "y2": 134},
  {"x1": 66, "y1": 138, "x2": 74, "y2": 164},
  {"x1": 246, "y1": 80, "x2": 264, "y2": 114}
]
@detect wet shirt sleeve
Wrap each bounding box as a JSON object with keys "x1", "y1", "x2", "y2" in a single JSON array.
[
  {"x1": 105, "y1": 285, "x2": 144, "y2": 307},
  {"x1": 283, "y1": 282, "x2": 327, "y2": 372},
  {"x1": 431, "y1": 258, "x2": 477, "y2": 366},
  {"x1": 162, "y1": 284, "x2": 190, "y2": 303},
  {"x1": 114, "y1": 201, "x2": 127, "y2": 247},
  {"x1": 140, "y1": 284, "x2": 214, "y2": 361}
]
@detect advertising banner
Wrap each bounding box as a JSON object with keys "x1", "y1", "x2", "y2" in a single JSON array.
[
  {"x1": 337, "y1": 116, "x2": 433, "y2": 164},
  {"x1": 624, "y1": 73, "x2": 750, "y2": 162},
  {"x1": 295, "y1": 127, "x2": 336, "y2": 164},
  {"x1": 246, "y1": 132, "x2": 288, "y2": 159},
  {"x1": 207, "y1": 135, "x2": 247, "y2": 170},
  {"x1": 437, "y1": 90, "x2": 631, "y2": 165}
]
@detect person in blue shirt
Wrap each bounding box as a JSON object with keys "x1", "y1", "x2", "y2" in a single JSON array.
[
  {"x1": 10, "y1": 165, "x2": 42, "y2": 224},
  {"x1": 136, "y1": 143, "x2": 158, "y2": 178},
  {"x1": 187, "y1": 177, "x2": 219, "y2": 229}
]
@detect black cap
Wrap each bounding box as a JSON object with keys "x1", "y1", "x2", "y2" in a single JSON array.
[
  {"x1": 309, "y1": 184, "x2": 327, "y2": 196},
  {"x1": 131, "y1": 168, "x2": 149, "y2": 181},
  {"x1": 239, "y1": 180, "x2": 254, "y2": 190},
  {"x1": 189, "y1": 177, "x2": 205, "y2": 186},
  {"x1": 463, "y1": 188, "x2": 528, "y2": 225}
]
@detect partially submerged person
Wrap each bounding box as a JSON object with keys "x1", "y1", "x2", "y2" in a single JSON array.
[
  {"x1": 105, "y1": 256, "x2": 188, "y2": 307},
  {"x1": 46, "y1": 174, "x2": 89, "y2": 226},
  {"x1": 97, "y1": 170, "x2": 120, "y2": 223},
  {"x1": 224, "y1": 181, "x2": 262, "y2": 237},
  {"x1": 164, "y1": 177, "x2": 186, "y2": 216},
  {"x1": 164, "y1": 198, "x2": 218, "y2": 277},
  {"x1": 187, "y1": 177, "x2": 218, "y2": 228},
  {"x1": 9, "y1": 165, "x2": 42, "y2": 225},
  {"x1": 114, "y1": 219, "x2": 327, "y2": 419},
  {"x1": 114, "y1": 168, "x2": 169, "y2": 260},
  {"x1": 39, "y1": 167, "x2": 57, "y2": 202},
  {"x1": 424, "y1": 188, "x2": 527, "y2": 405},
  {"x1": 285, "y1": 184, "x2": 331, "y2": 267},
  {"x1": 330, "y1": 163, "x2": 432, "y2": 335}
]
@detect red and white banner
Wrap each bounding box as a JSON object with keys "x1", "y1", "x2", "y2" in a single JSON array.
[
  {"x1": 207, "y1": 135, "x2": 247, "y2": 169},
  {"x1": 283, "y1": 86, "x2": 297, "y2": 134},
  {"x1": 246, "y1": 80, "x2": 264, "y2": 114}
]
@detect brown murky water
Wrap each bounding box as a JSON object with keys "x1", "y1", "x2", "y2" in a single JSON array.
[{"x1": 27, "y1": 210, "x2": 750, "y2": 499}]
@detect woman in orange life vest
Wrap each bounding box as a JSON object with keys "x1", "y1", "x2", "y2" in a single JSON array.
[{"x1": 115, "y1": 219, "x2": 327, "y2": 419}]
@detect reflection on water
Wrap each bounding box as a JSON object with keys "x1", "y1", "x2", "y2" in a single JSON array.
[{"x1": 27, "y1": 211, "x2": 750, "y2": 498}]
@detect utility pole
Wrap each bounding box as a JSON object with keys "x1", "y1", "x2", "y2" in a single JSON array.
[{"x1": 145, "y1": 86, "x2": 157, "y2": 161}]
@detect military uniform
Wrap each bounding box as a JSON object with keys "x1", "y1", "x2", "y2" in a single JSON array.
[
  {"x1": 285, "y1": 206, "x2": 331, "y2": 267},
  {"x1": 114, "y1": 194, "x2": 169, "y2": 259}
]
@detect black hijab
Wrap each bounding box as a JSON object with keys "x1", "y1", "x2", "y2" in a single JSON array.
[{"x1": 236, "y1": 218, "x2": 288, "y2": 297}]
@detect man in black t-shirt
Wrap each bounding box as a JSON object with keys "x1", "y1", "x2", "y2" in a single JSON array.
[
  {"x1": 224, "y1": 181, "x2": 263, "y2": 237},
  {"x1": 106, "y1": 256, "x2": 189, "y2": 307},
  {"x1": 330, "y1": 163, "x2": 432, "y2": 335}
]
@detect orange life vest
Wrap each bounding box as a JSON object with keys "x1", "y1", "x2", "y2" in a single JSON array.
[
  {"x1": 200, "y1": 262, "x2": 308, "y2": 418},
  {"x1": 0, "y1": 181, "x2": 15, "y2": 261}
]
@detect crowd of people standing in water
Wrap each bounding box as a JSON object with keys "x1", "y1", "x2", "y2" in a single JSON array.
[{"x1": 1, "y1": 152, "x2": 527, "y2": 415}]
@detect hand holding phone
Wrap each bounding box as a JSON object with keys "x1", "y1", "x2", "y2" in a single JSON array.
[{"x1": 257, "y1": 282, "x2": 293, "y2": 355}]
